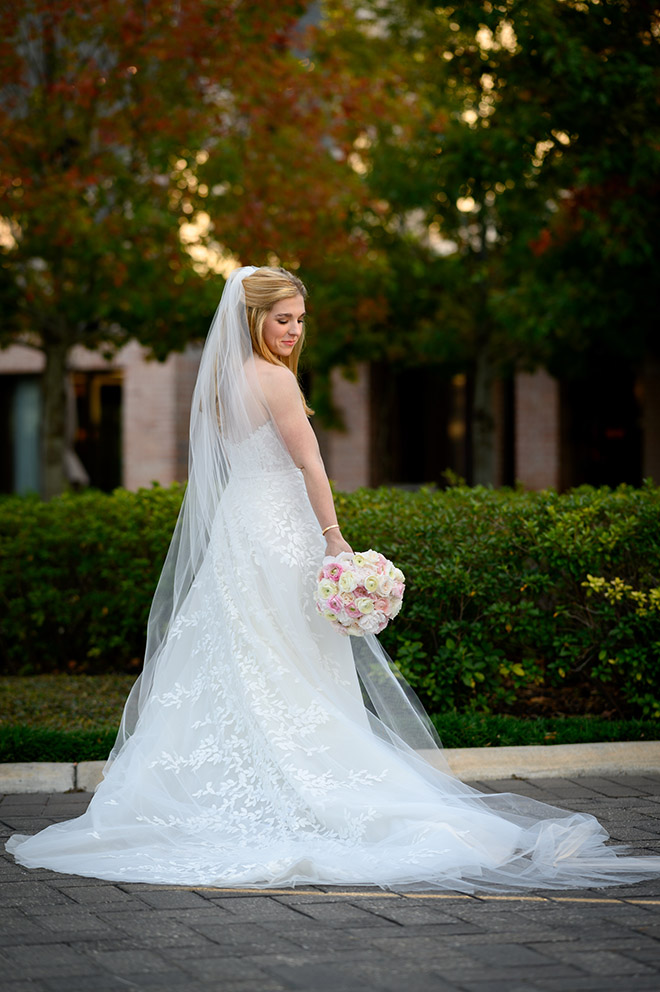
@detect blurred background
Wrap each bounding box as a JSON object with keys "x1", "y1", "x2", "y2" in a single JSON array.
[{"x1": 2, "y1": 0, "x2": 659, "y2": 500}]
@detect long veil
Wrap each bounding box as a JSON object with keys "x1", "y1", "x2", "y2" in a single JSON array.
[
  {"x1": 111, "y1": 266, "x2": 256, "y2": 758},
  {"x1": 109, "y1": 266, "x2": 446, "y2": 770}
]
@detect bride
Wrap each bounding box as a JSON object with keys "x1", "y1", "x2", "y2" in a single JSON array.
[{"x1": 7, "y1": 266, "x2": 660, "y2": 890}]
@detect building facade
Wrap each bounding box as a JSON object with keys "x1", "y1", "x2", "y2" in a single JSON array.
[
  {"x1": 0, "y1": 342, "x2": 201, "y2": 494},
  {"x1": 1, "y1": 345, "x2": 658, "y2": 494}
]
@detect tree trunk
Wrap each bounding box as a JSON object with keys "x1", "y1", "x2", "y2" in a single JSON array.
[
  {"x1": 472, "y1": 346, "x2": 496, "y2": 487},
  {"x1": 41, "y1": 341, "x2": 69, "y2": 499}
]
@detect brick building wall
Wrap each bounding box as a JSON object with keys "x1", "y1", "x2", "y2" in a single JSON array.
[
  {"x1": 514, "y1": 369, "x2": 561, "y2": 490},
  {"x1": 2, "y1": 343, "x2": 656, "y2": 494},
  {"x1": 0, "y1": 342, "x2": 201, "y2": 491},
  {"x1": 317, "y1": 364, "x2": 372, "y2": 491}
]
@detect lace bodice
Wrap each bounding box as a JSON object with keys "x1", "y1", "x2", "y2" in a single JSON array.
[{"x1": 225, "y1": 420, "x2": 297, "y2": 478}]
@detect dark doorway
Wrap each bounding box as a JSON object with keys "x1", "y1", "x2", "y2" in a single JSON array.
[
  {"x1": 561, "y1": 366, "x2": 642, "y2": 488},
  {"x1": 370, "y1": 364, "x2": 472, "y2": 487},
  {"x1": 73, "y1": 372, "x2": 122, "y2": 491}
]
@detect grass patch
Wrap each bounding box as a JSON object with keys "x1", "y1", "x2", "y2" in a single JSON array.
[
  {"x1": 0, "y1": 726, "x2": 117, "y2": 763},
  {"x1": 0, "y1": 676, "x2": 657, "y2": 762},
  {"x1": 0, "y1": 676, "x2": 130, "y2": 761},
  {"x1": 0, "y1": 674, "x2": 136, "y2": 732}
]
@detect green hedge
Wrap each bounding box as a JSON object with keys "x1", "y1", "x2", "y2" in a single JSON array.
[
  {"x1": 2, "y1": 483, "x2": 660, "y2": 718},
  {"x1": 0, "y1": 487, "x2": 181, "y2": 676},
  {"x1": 337, "y1": 483, "x2": 660, "y2": 719}
]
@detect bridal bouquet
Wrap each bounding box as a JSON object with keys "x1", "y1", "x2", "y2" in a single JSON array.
[{"x1": 315, "y1": 550, "x2": 405, "y2": 636}]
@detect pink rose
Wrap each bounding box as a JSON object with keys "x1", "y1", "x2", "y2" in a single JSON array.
[
  {"x1": 373, "y1": 597, "x2": 391, "y2": 615},
  {"x1": 327, "y1": 594, "x2": 343, "y2": 614},
  {"x1": 358, "y1": 613, "x2": 386, "y2": 635},
  {"x1": 393, "y1": 581, "x2": 404, "y2": 598},
  {"x1": 345, "y1": 602, "x2": 362, "y2": 619},
  {"x1": 323, "y1": 562, "x2": 344, "y2": 581}
]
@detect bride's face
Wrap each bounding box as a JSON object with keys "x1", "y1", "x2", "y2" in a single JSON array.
[{"x1": 262, "y1": 294, "x2": 306, "y2": 358}]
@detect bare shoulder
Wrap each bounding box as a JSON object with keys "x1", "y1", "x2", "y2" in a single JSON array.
[{"x1": 253, "y1": 359, "x2": 298, "y2": 402}]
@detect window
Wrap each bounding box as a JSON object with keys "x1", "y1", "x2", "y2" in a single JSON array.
[{"x1": 0, "y1": 375, "x2": 42, "y2": 494}]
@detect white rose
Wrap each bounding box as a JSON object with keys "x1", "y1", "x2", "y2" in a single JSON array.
[
  {"x1": 339, "y1": 571, "x2": 358, "y2": 593},
  {"x1": 318, "y1": 579, "x2": 338, "y2": 599},
  {"x1": 364, "y1": 575, "x2": 380, "y2": 593},
  {"x1": 356, "y1": 597, "x2": 374, "y2": 614}
]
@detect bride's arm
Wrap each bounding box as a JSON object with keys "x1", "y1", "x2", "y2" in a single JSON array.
[{"x1": 260, "y1": 365, "x2": 352, "y2": 555}]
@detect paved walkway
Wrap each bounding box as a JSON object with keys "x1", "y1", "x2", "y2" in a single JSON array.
[{"x1": 2, "y1": 775, "x2": 660, "y2": 991}]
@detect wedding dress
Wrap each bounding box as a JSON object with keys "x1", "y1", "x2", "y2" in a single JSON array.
[{"x1": 7, "y1": 268, "x2": 660, "y2": 891}]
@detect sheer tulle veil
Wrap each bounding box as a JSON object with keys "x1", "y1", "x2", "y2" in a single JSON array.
[
  {"x1": 111, "y1": 266, "x2": 258, "y2": 758},
  {"x1": 110, "y1": 265, "x2": 444, "y2": 769}
]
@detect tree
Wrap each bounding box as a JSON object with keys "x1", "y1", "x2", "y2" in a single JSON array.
[
  {"x1": 0, "y1": 0, "x2": 381, "y2": 496},
  {"x1": 323, "y1": 0, "x2": 660, "y2": 483}
]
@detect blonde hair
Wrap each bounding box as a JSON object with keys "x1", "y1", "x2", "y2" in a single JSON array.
[{"x1": 242, "y1": 266, "x2": 313, "y2": 415}]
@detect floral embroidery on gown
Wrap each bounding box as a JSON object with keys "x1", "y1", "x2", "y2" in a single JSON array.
[{"x1": 7, "y1": 420, "x2": 660, "y2": 892}]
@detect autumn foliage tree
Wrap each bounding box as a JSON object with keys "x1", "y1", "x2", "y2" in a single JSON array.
[
  {"x1": 0, "y1": 0, "x2": 385, "y2": 496},
  {"x1": 321, "y1": 0, "x2": 660, "y2": 484},
  {"x1": 6, "y1": 1, "x2": 655, "y2": 496}
]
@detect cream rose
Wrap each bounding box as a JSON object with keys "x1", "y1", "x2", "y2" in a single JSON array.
[
  {"x1": 318, "y1": 578, "x2": 338, "y2": 599},
  {"x1": 338, "y1": 571, "x2": 358, "y2": 593}
]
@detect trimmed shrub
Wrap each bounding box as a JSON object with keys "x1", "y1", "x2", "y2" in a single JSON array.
[
  {"x1": 336, "y1": 483, "x2": 660, "y2": 719},
  {"x1": 1, "y1": 483, "x2": 659, "y2": 717},
  {"x1": 0, "y1": 487, "x2": 183, "y2": 675}
]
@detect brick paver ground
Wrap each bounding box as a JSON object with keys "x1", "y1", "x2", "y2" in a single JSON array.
[{"x1": 1, "y1": 775, "x2": 660, "y2": 991}]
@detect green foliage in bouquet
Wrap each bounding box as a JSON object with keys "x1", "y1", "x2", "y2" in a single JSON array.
[{"x1": 1, "y1": 482, "x2": 659, "y2": 718}]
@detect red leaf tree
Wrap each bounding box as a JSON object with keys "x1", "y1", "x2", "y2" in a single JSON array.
[{"x1": 0, "y1": 0, "x2": 381, "y2": 495}]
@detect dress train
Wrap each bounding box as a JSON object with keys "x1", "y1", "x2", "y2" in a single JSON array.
[{"x1": 8, "y1": 423, "x2": 660, "y2": 891}]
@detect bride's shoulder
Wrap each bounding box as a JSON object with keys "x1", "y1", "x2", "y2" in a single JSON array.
[
  {"x1": 253, "y1": 356, "x2": 294, "y2": 378},
  {"x1": 253, "y1": 359, "x2": 297, "y2": 394}
]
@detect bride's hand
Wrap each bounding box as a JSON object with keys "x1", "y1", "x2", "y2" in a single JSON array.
[{"x1": 325, "y1": 531, "x2": 353, "y2": 556}]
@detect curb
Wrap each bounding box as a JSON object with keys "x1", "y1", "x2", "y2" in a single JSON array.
[
  {"x1": 1, "y1": 741, "x2": 659, "y2": 794},
  {"x1": 423, "y1": 739, "x2": 660, "y2": 781}
]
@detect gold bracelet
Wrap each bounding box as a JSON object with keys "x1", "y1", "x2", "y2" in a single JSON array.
[{"x1": 322, "y1": 524, "x2": 340, "y2": 536}]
